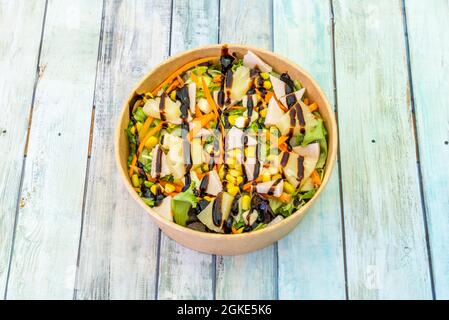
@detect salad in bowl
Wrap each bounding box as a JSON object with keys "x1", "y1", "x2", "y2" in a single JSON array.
[{"x1": 125, "y1": 47, "x2": 329, "y2": 235}]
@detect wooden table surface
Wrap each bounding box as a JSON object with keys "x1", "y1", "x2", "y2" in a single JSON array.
[{"x1": 0, "y1": 0, "x2": 448, "y2": 300}]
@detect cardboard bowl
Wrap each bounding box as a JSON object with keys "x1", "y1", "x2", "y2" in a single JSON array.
[{"x1": 115, "y1": 44, "x2": 337, "y2": 255}]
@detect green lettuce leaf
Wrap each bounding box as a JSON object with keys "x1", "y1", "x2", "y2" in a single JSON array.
[
  {"x1": 171, "y1": 183, "x2": 198, "y2": 227},
  {"x1": 133, "y1": 107, "x2": 147, "y2": 123},
  {"x1": 275, "y1": 202, "x2": 295, "y2": 218},
  {"x1": 302, "y1": 118, "x2": 328, "y2": 168}
]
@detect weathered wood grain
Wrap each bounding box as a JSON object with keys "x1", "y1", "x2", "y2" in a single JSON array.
[
  {"x1": 0, "y1": 0, "x2": 46, "y2": 297},
  {"x1": 273, "y1": 0, "x2": 346, "y2": 300},
  {"x1": 157, "y1": 0, "x2": 218, "y2": 300},
  {"x1": 216, "y1": 0, "x2": 276, "y2": 300},
  {"x1": 405, "y1": 0, "x2": 449, "y2": 299},
  {"x1": 333, "y1": 0, "x2": 432, "y2": 299},
  {"x1": 6, "y1": 0, "x2": 103, "y2": 299},
  {"x1": 74, "y1": 0, "x2": 172, "y2": 300}
]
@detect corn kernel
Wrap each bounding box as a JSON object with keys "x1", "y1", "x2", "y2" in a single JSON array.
[
  {"x1": 262, "y1": 172, "x2": 271, "y2": 182},
  {"x1": 226, "y1": 174, "x2": 236, "y2": 185},
  {"x1": 164, "y1": 183, "x2": 175, "y2": 193},
  {"x1": 145, "y1": 136, "x2": 158, "y2": 149},
  {"x1": 226, "y1": 157, "x2": 236, "y2": 166},
  {"x1": 227, "y1": 185, "x2": 239, "y2": 196},
  {"x1": 219, "y1": 166, "x2": 225, "y2": 179},
  {"x1": 150, "y1": 184, "x2": 158, "y2": 195},
  {"x1": 228, "y1": 115, "x2": 239, "y2": 126},
  {"x1": 283, "y1": 181, "x2": 295, "y2": 194},
  {"x1": 260, "y1": 72, "x2": 270, "y2": 80},
  {"x1": 204, "y1": 196, "x2": 213, "y2": 202},
  {"x1": 130, "y1": 126, "x2": 136, "y2": 134},
  {"x1": 131, "y1": 174, "x2": 140, "y2": 187},
  {"x1": 136, "y1": 122, "x2": 143, "y2": 132},
  {"x1": 259, "y1": 108, "x2": 267, "y2": 118},
  {"x1": 236, "y1": 176, "x2": 244, "y2": 185},
  {"x1": 272, "y1": 173, "x2": 282, "y2": 181},
  {"x1": 263, "y1": 80, "x2": 272, "y2": 90},
  {"x1": 229, "y1": 169, "x2": 240, "y2": 178},
  {"x1": 242, "y1": 195, "x2": 251, "y2": 211},
  {"x1": 170, "y1": 90, "x2": 177, "y2": 101}
]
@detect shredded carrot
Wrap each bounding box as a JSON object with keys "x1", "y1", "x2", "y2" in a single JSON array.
[
  {"x1": 188, "y1": 113, "x2": 216, "y2": 140},
  {"x1": 201, "y1": 77, "x2": 220, "y2": 118},
  {"x1": 304, "y1": 98, "x2": 309, "y2": 105},
  {"x1": 278, "y1": 192, "x2": 291, "y2": 203},
  {"x1": 139, "y1": 116, "x2": 154, "y2": 138},
  {"x1": 278, "y1": 135, "x2": 289, "y2": 145},
  {"x1": 129, "y1": 122, "x2": 164, "y2": 177},
  {"x1": 242, "y1": 181, "x2": 254, "y2": 191},
  {"x1": 165, "y1": 79, "x2": 179, "y2": 93},
  {"x1": 232, "y1": 226, "x2": 244, "y2": 234},
  {"x1": 213, "y1": 74, "x2": 222, "y2": 83},
  {"x1": 264, "y1": 91, "x2": 273, "y2": 103},
  {"x1": 279, "y1": 143, "x2": 289, "y2": 152},
  {"x1": 151, "y1": 56, "x2": 219, "y2": 95},
  {"x1": 129, "y1": 162, "x2": 137, "y2": 177},
  {"x1": 176, "y1": 74, "x2": 184, "y2": 86},
  {"x1": 308, "y1": 102, "x2": 318, "y2": 112},
  {"x1": 275, "y1": 96, "x2": 288, "y2": 112},
  {"x1": 311, "y1": 170, "x2": 322, "y2": 186},
  {"x1": 159, "y1": 180, "x2": 183, "y2": 193},
  {"x1": 190, "y1": 72, "x2": 200, "y2": 87},
  {"x1": 138, "y1": 122, "x2": 165, "y2": 153},
  {"x1": 195, "y1": 104, "x2": 202, "y2": 118}
]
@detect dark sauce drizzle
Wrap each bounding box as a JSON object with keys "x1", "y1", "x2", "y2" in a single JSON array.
[
  {"x1": 267, "y1": 178, "x2": 282, "y2": 196},
  {"x1": 212, "y1": 192, "x2": 224, "y2": 227},
  {"x1": 219, "y1": 46, "x2": 235, "y2": 189},
  {"x1": 176, "y1": 86, "x2": 193, "y2": 191}
]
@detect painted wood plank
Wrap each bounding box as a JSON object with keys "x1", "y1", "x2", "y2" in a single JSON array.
[
  {"x1": 0, "y1": 0, "x2": 46, "y2": 297},
  {"x1": 405, "y1": 0, "x2": 449, "y2": 299},
  {"x1": 333, "y1": 0, "x2": 432, "y2": 299},
  {"x1": 216, "y1": 0, "x2": 276, "y2": 300},
  {"x1": 5, "y1": 0, "x2": 103, "y2": 299},
  {"x1": 273, "y1": 0, "x2": 346, "y2": 300},
  {"x1": 157, "y1": 0, "x2": 218, "y2": 300},
  {"x1": 75, "y1": 0, "x2": 172, "y2": 300}
]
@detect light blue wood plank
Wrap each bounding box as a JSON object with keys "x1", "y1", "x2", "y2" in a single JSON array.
[
  {"x1": 6, "y1": 0, "x2": 103, "y2": 299},
  {"x1": 0, "y1": 0, "x2": 46, "y2": 298},
  {"x1": 75, "y1": 0, "x2": 172, "y2": 299},
  {"x1": 334, "y1": 0, "x2": 432, "y2": 299},
  {"x1": 273, "y1": 0, "x2": 346, "y2": 300},
  {"x1": 216, "y1": 0, "x2": 276, "y2": 300},
  {"x1": 157, "y1": 0, "x2": 218, "y2": 300},
  {"x1": 405, "y1": 0, "x2": 449, "y2": 299}
]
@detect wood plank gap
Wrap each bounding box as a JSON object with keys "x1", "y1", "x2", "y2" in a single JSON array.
[
  {"x1": 73, "y1": 0, "x2": 106, "y2": 300},
  {"x1": 155, "y1": 0, "x2": 174, "y2": 301},
  {"x1": 329, "y1": 0, "x2": 349, "y2": 300},
  {"x1": 3, "y1": 0, "x2": 49, "y2": 299},
  {"x1": 400, "y1": 0, "x2": 436, "y2": 299}
]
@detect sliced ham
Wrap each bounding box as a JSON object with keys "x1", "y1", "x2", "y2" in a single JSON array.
[
  {"x1": 226, "y1": 126, "x2": 257, "y2": 150},
  {"x1": 279, "y1": 88, "x2": 305, "y2": 108},
  {"x1": 152, "y1": 196, "x2": 173, "y2": 222},
  {"x1": 265, "y1": 96, "x2": 285, "y2": 126},
  {"x1": 243, "y1": 50, "x2": 272, "y2": 73},
  {"x1": 150, "y1": 145, "x2": 172, "y2": 179},
  {"x1": 188, "y1": 82, "x2": 196, "y2": 114},
  {"x1": 255, "y1": 179, "x2": 284, "y2": 197},
  {"x1": 269, "y1": 75, "x2": 286, "y2": 100}
]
